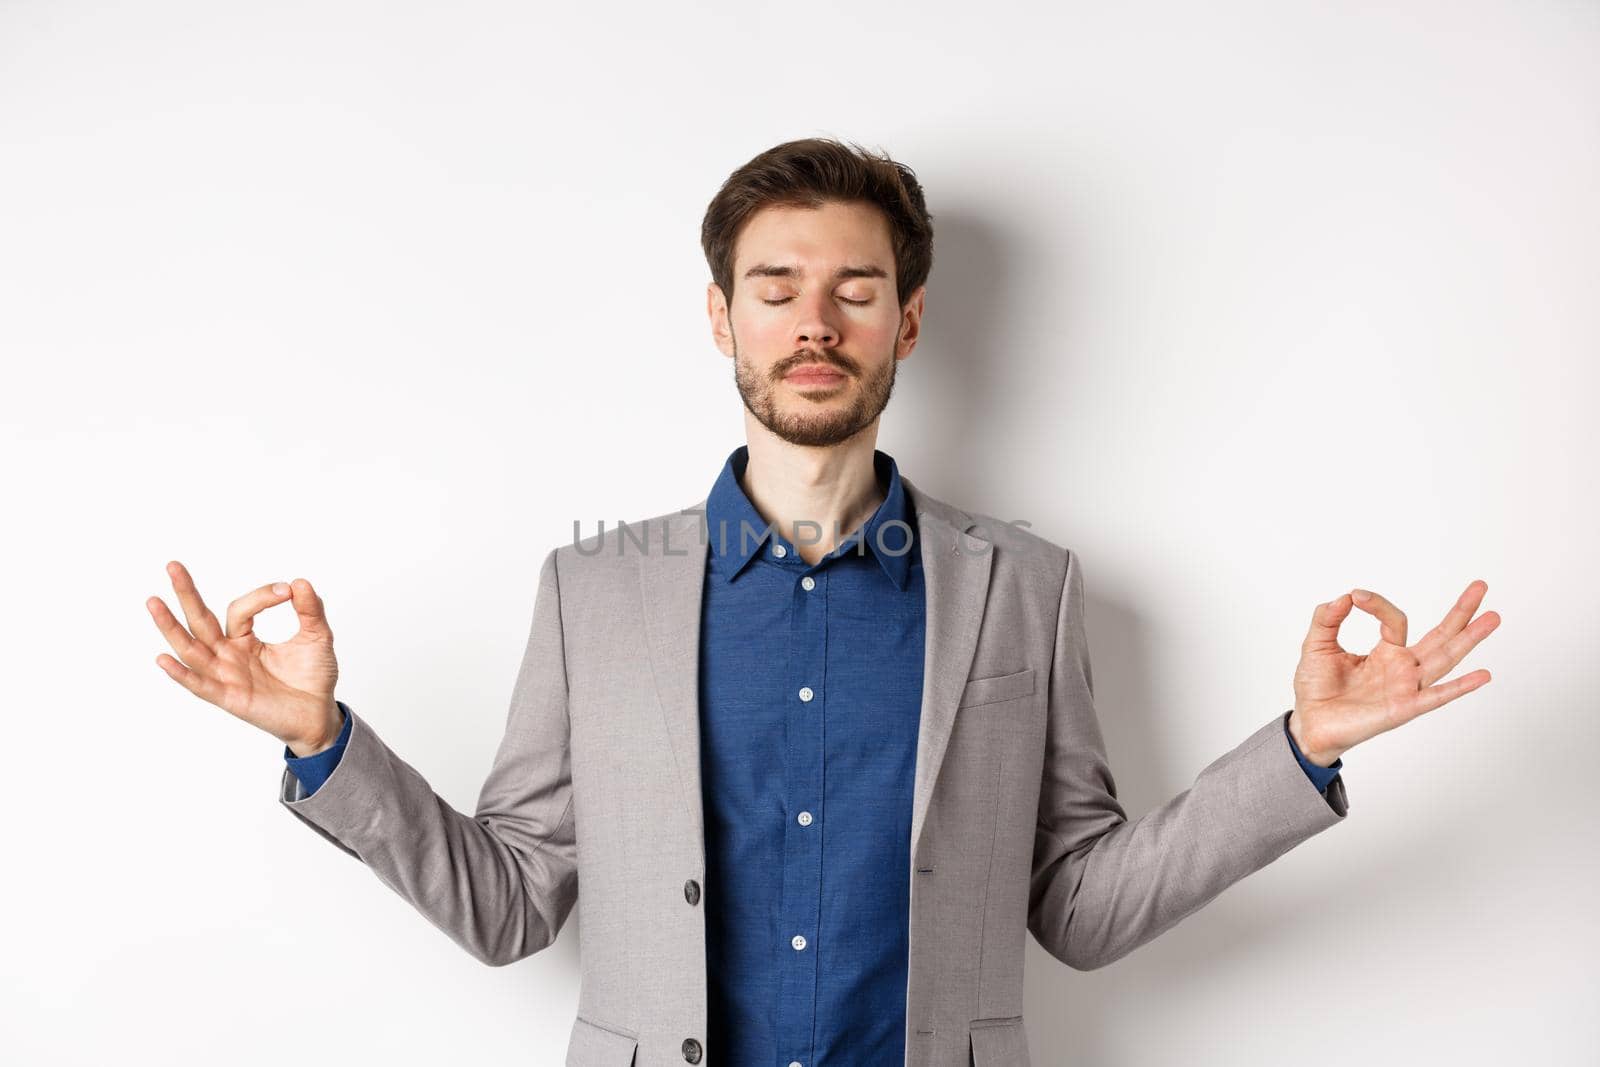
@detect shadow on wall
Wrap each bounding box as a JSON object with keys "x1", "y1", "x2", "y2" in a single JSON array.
[{"x1": 891, "y1": 203, "x2": 1084, "y2": 493}]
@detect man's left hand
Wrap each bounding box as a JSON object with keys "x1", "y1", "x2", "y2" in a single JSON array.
[{"x1": 1288, "y1": 581, "x2": 1501, "y2": 767}]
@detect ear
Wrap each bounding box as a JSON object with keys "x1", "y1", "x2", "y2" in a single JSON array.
[
  {"x1": 707, "y1": 281, "x2": 735, "y2": 358},
  {"x1": 895, "y1": 284, "x2": 926, "y2": 360}
]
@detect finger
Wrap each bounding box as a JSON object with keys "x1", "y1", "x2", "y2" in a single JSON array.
[
  {"x1": 1301, "y1": 592, "x2": 1355, "y2": 654},
  {"x1": 1410, "y1": 667, "x2": 1493, "y2": 718},
  {"x1": 146, "y1": 595, "x2": 216, "y2": 671},
  {"x1": 1419, "y1": 607, "x2": 1502, "y2": 688},
  {"x1": 287, "y1": 577, "x2": 332, "y2": 638},
  {"x1": 154, "y1": 650, "x2": 228, "y2": 706},
  {"x1": 167, "y1": 561, "x2": 224, "y2": 644},
  {"x1": 1350, "y1": 588, "x2": 1407, "y2": 646},
  {"x1": 1416, "y1": 579, "x2": 1489, "y2": 653},
  {"x1": 226, "y1": 582, "x2": 295, "y2": 639}
]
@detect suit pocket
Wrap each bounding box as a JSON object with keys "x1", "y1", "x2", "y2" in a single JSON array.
[
  {"x1": 969, "y1": 1015, "x2": 1030, "y2": 1066},
  {"x1": 957, "y1": 667, "x2": 1035, "y2": 709},
  {"x1": 566, "y1": 1014, "x2": 638, "y2": 1066}
]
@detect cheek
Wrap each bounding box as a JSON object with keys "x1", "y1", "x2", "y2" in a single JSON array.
[
  {"x1": 849, "y1": 313, "x2": 902, "y2": 352},
  {"x1": 860, "y1": 315, "x2": 900, "y2": 344},
  {"x1": 739, "y1": 315, "x2": 792, "y2": 347}
]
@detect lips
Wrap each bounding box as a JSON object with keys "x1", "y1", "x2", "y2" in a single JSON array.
[{"x1": 784, "y1": 363, "x2": 847, "y2": 382}]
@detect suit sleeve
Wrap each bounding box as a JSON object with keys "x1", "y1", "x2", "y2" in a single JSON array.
[
  {"x1": 277, "y1": 546, "x2": 578, "y2": 967},
  {"x1": 1027, "y1": 548, "x2": 1347, "y2": 971}
]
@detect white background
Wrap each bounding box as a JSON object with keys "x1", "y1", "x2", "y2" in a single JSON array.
[{"x1": 2, "y1": 1, "x2": 1595, "y2": 1064}]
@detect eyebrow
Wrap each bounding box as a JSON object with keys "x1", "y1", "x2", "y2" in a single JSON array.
[{"x1": 742, "y1": 263, "x2": 890, "y2": 282}]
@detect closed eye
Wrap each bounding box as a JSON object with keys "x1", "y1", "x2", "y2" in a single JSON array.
[{"x1": 762, "y1": 297, "x2": 871, "y2": 306}]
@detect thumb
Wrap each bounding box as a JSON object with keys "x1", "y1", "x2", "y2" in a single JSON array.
[
  {"x1": 1301, "y1": 592, "x2": 1353, "y2": 654},
  {"x1": 287, "y1": 577, "x2": 331, "y2": 637}
]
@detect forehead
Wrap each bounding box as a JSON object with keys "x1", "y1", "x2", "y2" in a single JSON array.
[{"x1": 733, "y1": 199, "x2": 895, "y2": 278}]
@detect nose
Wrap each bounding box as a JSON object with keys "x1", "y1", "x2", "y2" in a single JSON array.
[
  {"x1": 792, "y1": 290, "x2": 840, "y2": 348},
  {"x1": 796, "y1": 324, "x2": 836, "y2": 345}
]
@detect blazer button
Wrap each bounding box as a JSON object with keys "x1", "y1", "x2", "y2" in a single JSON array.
[
  {"x1": 683, "y1": 879, "x2": 701, "y2": 905},
  {"x1": 682, "y1": 1036, "x2": 703, "y2": 1062}
]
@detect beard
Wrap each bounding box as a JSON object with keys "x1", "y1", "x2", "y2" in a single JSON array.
[{"x1": 731, "y1": 322, "x2": 901, "y2": 448}]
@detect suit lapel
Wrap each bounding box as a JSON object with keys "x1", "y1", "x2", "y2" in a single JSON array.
[
  {"x1": 901, "y1": 476, "x2": 993, "y2": 859},
  {"x1": 637, "y1": 479, "x2": 994, "y2": 869},
  {"x1": 639, "y1": 501, "x2": 712, "y2": 868}
]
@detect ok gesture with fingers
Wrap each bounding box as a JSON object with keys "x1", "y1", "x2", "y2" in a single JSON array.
[
  {"x1": 1287, "y1": 580, "x2": 1501, "y2": 767},
  {"x1": 147, "y1": 560, "x2": 344, "y2": 756}
]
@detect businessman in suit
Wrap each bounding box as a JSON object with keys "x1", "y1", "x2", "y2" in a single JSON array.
[{"x1": 147, "y1": 137, "x2": 1501, "y2": 1066}]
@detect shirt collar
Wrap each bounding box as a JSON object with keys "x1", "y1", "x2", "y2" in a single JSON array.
[{"x1": 704, "y1": 444, "x2": 916, "y2": 589}]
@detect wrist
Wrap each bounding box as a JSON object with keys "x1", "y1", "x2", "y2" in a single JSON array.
[
  {"x1": 286, "y1": 700, "x2": 343, "y2": 758},
  {"x1": 1288, "y1": 706, "x2": 1342, "y2": 768}
]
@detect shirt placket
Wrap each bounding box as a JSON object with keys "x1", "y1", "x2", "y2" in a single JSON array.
[{"x1": 775, "y1": 532, "x2": 828, "y2": 1067}]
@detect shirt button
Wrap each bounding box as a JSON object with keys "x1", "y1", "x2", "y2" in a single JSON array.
[
  {"x1": 772, "y1": 543, "x2": 787, "y2": 558},
  {"x1": 797, "y1": 811, "x2": 813, "y2": 826},
  {"x1": 683, "y1": 879, "x2": 700, "y2": 905},
  {"x1": 792, "y1": 934, "x2": 807, "y2": 951},
  {"x1": 682, "y1": 1037, "x2": 703, "y2": 1063},
  {"x1": 798, "y1": 686, "x2": 813, "y2": 702},
  {"x1": 789, "y1": 1062, "x2": 804, "y2": 1067},
  {"x1": 800, "y1": 576, "x2": 815, "y2": 591}
]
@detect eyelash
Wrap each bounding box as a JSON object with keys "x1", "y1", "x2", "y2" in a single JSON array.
[{"x1": 762, "y1": 297, "x2": 871, "y2": 307}]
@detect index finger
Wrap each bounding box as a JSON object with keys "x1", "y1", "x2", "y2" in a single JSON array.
[
  {"x1": 1350, "y1": 587, "x2": 1408, "y2": 646},
  {"x1": 226, "y1": 582, "x2": 295, "y2": 639}
]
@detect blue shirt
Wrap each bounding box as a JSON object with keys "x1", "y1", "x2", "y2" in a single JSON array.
[
  {"x1": 285, "y1": 445, "x2": 1342, "y2": 1062},
  {"x1": 696, "y1": 444, "x2": 924, "y2": 1065}
]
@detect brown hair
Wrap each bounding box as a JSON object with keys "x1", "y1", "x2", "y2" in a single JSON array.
[{"x1": 700, "y1": 137, "x2": 934, "y2": 309}]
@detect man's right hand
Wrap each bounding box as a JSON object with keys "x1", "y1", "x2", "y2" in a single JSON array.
[{"x1": 148, "y1": 560, "x2": 343, "y2": 757}]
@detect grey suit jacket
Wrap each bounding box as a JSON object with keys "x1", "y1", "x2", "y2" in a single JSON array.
[{"x1": 279, "y1": 475, "x2": 1347, "y2": 1066}]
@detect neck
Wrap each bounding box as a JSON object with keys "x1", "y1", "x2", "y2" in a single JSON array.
[{"x1": 740, "y1": 424, "x2": 885, "y2": 566}]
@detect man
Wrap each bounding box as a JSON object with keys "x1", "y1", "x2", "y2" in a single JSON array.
[{"x1": 147, "y1": 137, "x2": 1501, "y2": 1067}]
